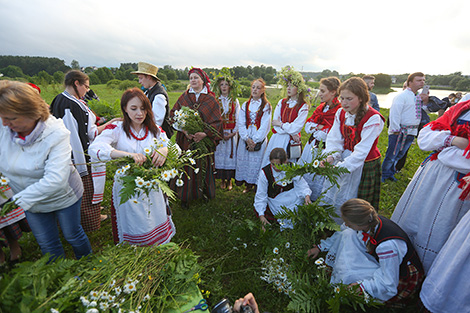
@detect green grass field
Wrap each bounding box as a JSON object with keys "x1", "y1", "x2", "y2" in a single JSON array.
[{"x1": 7, "y1": 84, "x2": 431, "y2": 312}]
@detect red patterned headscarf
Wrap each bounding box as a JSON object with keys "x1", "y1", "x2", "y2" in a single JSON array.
[{"x1": 188, "y1": 67, "x2": 214, "y2": 96}]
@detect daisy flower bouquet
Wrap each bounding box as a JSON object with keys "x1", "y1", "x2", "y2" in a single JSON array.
[
  {"x1": 115, "y1": 137, "x2": 201, "y2": 205},
  {"x1": 172, "y1": 106, "x2": 218, "y2": 155}
]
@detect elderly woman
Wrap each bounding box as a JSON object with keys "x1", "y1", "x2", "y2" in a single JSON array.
[
  {"x1": 170, "y1": 68, "x2": 223, "y2": 208},
  {"x1": 0, "y1": 81, "x2": 91, "y2": 260}
]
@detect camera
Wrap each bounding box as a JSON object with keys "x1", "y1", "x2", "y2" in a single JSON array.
[{"x1": 211, "y1": 298, "x2": 253, "y2": 313}]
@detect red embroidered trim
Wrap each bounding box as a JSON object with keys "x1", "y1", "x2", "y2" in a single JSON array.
[
  {"x1": 104, "y1": 123, "x2": 118, "y2": 130},
  {"x1": 130, "y1": 127, "x2": 149, "y2": 141}
]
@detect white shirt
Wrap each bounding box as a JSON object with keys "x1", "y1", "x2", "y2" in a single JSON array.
[
  {"x1": 389, "y1": 89, "x2": 421, "y2": 136},
  {"x1": 189, "y1": 86, "x2": 208, "y2": 102}
]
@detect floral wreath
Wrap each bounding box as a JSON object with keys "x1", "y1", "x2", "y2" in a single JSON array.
[
  {"x1": 277, "y1": 65, "x2": 312, "y2": 99},
  {"x1": 212, "y1": 67, "x2": 240, "y2": 100}
]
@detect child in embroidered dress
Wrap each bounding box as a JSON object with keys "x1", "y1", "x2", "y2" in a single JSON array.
[
  {"x1": 254, "y1": 148, "x2": 311, "y2": 230},
  {"x1": 319, "y1": 77, "x2": 384, "y2": 220},
  {"x1": 308, "y1": 198, "x2": 424, "y2": 307},
  {"x1": 262, "y1": 66, "x2": 309, "y2": 167},
  {"x1": 235, "y1": 79, "x2": 272, "y2": 193},
  {"x1": 300, "y1": 77, "x2": 341, "y2": 200},
  {"x1": 213, "y1": 70, "x2": 240, "y2": 190}
]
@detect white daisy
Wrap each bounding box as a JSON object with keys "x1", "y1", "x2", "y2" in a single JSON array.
[
  {"x1": 176, "y1": 179, "x2": 184, "y2": 187},
  {"x1": 194, "y1": 168, "x2": 200, "y2": 174},
  {"x1": 313, "y1": 160, "x2": 320, "y2": 168},
  {"x1": 273, "y1": 247, "x2": 279, "y2": 254}
]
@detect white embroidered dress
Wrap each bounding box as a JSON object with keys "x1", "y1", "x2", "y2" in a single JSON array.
[
  {"x1": 321, "y1": 109, "x2": 384, "y2": 223},
  {"x1": 391, "y1": 111, "x2": 470, "y2": 273},
  {"x1": 89, "y1": 122, "x2": 176, "y2": 246},
  {"x1": 214, "y1": 96, "x2": 240, "y2": 171},
  {"x1": 235, "y1": 99, "x2": 271, "y2": 184},
  {"x1": 262, "y1": 98, "x2": 309, "y2": 167}
]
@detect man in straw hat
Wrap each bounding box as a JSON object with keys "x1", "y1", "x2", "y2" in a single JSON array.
[{"x1": 132, "y1": 62, "x2": 173, "y2": 137}]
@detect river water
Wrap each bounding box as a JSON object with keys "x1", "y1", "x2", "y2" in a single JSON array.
[{"x1": 376, "y1": 87, "x2": 462, "y2": 109}]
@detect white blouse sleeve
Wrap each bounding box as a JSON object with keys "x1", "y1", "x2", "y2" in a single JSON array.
[
  {"x1": 359, "y1": 239, "x2": 408, "y2": 301},
  {"x1": 238, "y1": 102, "x2": 248, "y2": 141},
  {"x1": 88, "y1": 124, "x2": 120, "y2": 161},
  {"x1": 254, "y1": 169, "x2": 269, "y2": 216},
  {"x1": 233, "y1": 99, "x2": 240, "y2": 133},
  {"x1": 317, "y1": 231, "x2": 342, "y2": 252},
  {"x1": 417, "y1": 125, "x2": 454, "y2": 151},
  {"x1": 252, "y1": 106, "x2": 272, "y2": 143},
  {"x1": 324, "y1": 110, "x2": 345, "y2": 161},
  {"x1": 275, "y1": 103, "x2": 309, "y2": 135},
  {"x1": 304, "y1": 121, "x2": 318, "y2": 134},
  {"x1": 337, "y1": 114, "x2": 384, "y2": 172},
  {"x1": 294, "y1": 176, "x2": 312, "y2": 198},
  {"x1": 437, "y1": 146, "x2": 470, "y2": 173}
]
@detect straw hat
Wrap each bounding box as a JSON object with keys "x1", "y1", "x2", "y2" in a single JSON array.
[{"x1": 131, "y1": 62, "x2": 160, "y2": 81}]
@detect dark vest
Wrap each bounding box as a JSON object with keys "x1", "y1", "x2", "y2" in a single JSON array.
[
  {"x1": 262, "y1": 164, "x2": 294, "y2": 198},
  {"x1": 370, "y1": 216, "x2": 424, "y2": 278},
  {"x1": 147, "y1": 83, "x2": 173, "y2": 138}
]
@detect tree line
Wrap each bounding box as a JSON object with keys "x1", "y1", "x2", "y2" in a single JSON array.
[{"x1": 2, "y1": 55, "x2": 470, "y2": 91}]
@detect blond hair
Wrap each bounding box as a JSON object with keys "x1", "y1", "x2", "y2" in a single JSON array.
[{"x1": 0, "y1": 80, "x2": 50, "y2": 121}]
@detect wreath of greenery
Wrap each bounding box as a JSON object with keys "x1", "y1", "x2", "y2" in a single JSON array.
[
  {"x1": 277, "y1": 65, "x2": 312, "y2": 97},
  {"x1": 212, "y1": 67, "x2": 240, "y2": 100}
]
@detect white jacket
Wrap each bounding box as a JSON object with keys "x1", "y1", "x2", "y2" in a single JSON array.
[{"x1": 0, "y1": 116, "x2": 83, "y2": 213}]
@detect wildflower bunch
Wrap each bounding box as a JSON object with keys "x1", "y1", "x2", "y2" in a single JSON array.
[
  {"x1": 116, "y1": 138, "x2": 200, "y2": 204},
  {"x1": 172, "y1": 106, "x2": 219, "y2": 156},
  {"x1": 260, "y1": 245, "x2": 294, "y2": 296},
  {"x1": 0, "y1": 173, "x2": 18, "y2": 217}
]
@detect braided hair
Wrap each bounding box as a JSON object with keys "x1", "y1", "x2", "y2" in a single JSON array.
[{"x1": 340, "y1": 198, "x2": 379, "y2": 252}]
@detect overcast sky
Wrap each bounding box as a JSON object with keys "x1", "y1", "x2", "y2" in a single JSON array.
[{"x1": 1, "y1": 0, "x2": 469, "y2": 75}]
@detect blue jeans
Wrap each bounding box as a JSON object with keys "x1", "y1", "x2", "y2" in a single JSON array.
[
  {"x1": 25, "y1": 198, "x2": 92, "y2": 261},
  {"x1": 382, "y1": 134, "x2": 415, "y2": 180}
]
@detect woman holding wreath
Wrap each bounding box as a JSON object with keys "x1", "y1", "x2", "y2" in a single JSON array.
[{"x1": 170, "y1": 68, "x2": 223, "y2": 208}]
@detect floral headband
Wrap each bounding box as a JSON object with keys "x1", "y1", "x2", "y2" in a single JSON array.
[
  {"x1": 212, "y1": 67, "x2": 240, "y2": 100},
  {"x1": 277, "y1": 65, "x2": 311, "y2": 96}
]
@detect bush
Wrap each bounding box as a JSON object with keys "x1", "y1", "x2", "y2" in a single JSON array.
[
  {"x1": 165, "y1": 81, "x2": 187, "y2": 92},
  {"x1": 119, "y1": 79, "x2": 140, "y2": 90},
  {"x1": 88, "y1": 99, "x2": 122, "y2": 120},
  {"x1": 106, "y1": 79, "x2": 121, "y2": 89}
]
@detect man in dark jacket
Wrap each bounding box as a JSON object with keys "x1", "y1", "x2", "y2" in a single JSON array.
[{"x1": 132, "y1": 62, "x2": 173, "y2": 137}]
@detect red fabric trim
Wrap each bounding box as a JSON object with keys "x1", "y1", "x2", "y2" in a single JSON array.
[{"x1": 104, "y1": 123, "x2": 118, "y2": 130}]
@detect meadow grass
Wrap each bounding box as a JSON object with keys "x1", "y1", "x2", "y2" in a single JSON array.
[{"x1": 11, "y1": 84, "x2": 431, "y2": 312}]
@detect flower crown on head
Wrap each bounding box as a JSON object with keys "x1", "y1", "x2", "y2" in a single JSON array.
[
  {"x1": 277, "y1": 65, "x2": 312, "y2": 97},
  {"x1": 212, "y1": 67, "x2": 240, "y2": 100}
]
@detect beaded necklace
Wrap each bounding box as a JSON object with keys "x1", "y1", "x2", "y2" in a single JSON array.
[{"x1": 129, "y1": 126, "x2": 149, "y2": 141}]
